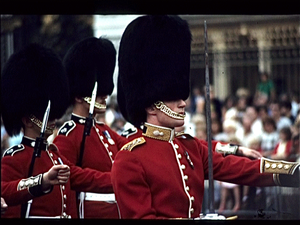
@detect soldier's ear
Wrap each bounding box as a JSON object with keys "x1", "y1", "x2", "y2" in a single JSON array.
[
  {"x1": 145, "y1": 104, "x2": 157, "y2": 116},
  {"x1": 22, "y1": 116, "x2": 34, "y2": 129},
  {"x1": 75, "y1": 97, "x2": 84, "y2": 104}
]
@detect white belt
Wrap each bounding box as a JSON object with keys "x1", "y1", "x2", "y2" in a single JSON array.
[
  {"x1": 83, "y1": 192, "x2": 116, "y2": 202},
  {"x1": 28, "y1": 215, "x2": 71, "y2": 219}
]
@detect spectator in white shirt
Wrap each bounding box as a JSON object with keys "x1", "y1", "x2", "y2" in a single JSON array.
[
  {"x1": 261, "y1": 116, "x2": 279, "y2": 158},
  {"x1": 245, "y1": 105, "x2": 264, "y2": 137}
]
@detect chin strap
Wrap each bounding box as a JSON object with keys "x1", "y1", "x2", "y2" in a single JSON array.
[
  {"x1": 154, "y1": 101, "x2": 185, "y2": 120},
  {"x1": 83, "y1": 97, "x2": 106, "y2": 110}
]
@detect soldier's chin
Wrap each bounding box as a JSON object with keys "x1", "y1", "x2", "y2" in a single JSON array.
[{"x1": 95, "y1": 102, "x2": 106, "y2": 110}]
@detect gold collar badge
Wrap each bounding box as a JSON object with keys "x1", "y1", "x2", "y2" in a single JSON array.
[{"x1": 143, "y1": 123, "x2": 175, "y2": 142}]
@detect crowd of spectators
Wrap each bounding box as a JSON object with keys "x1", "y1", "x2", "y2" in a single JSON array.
[{"x1": 184, "y1": 73, "x2": 300, "y2": 216}]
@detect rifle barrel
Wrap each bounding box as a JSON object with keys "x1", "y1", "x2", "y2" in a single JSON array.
[{"x1": 204, "y1": 20, "x2": 215, "y2": 214}]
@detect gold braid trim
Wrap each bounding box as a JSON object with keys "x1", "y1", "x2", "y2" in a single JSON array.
[
  {"x1": 83, "y1": 97, "x2": 106, "y2": 109},
  {"x1": 154, "y1": 101, "x2": 185, "y2": 120},
  {"x1": 29, "y1": 114, "x2": 54, "y2": 134}
]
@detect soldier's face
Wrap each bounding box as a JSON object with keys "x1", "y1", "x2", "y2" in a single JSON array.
[
  {"x1": 94, "y1": 95, "x2": 108, "y2": 114},
  {"x1": 155, "y1": 100, "x2": 186, "y2": 129}
]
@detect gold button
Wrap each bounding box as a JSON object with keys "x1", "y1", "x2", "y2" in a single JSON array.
[
  {"x1": 284, "y1": 165, "x2": 290, "y2": 170},
  {"x1": 153, "y1": 130, "x2": 164, "y2": 136}
]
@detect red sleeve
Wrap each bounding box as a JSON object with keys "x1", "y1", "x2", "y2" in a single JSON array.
[
  {"x1": 198, "y1": 139, "x2": 225, "y2": 153},
  {"x1": 197, "y1": 139, "x2": 275, "y2": 186},
  {"x1": 1, "y1": 156, "x2": 39, "y2": 206},
  {"x1": 55, "y1": 152, "x2": 114, "y2": 193},
  {"x1": 111, "y1": 151, "x2": 165, "y2": 219}
]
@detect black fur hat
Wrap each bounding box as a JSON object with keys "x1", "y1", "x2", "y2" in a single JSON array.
[
  {"x1": 117, "y1": 15, "x2": 192, "y2": 127},
  {"x1": 1, "y1": 43, "x2": 70, "y2": 136},
  {"x1": 63, "y1": 37, "x2": 116, "y2": 103}
]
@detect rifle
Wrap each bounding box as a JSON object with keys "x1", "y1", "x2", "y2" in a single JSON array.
[
  {"x1": 78, "y1": 81, "x2": 98, "y2": 167},
  {"x1": 21, "y1": 100, "x2": 51, "y2": 218},
  {"x1": 202, "y1": 20, "x2": 227, "y2": 221},
  {"x1": 77, "y1": 81, "x2": 97, "y2": 219}
]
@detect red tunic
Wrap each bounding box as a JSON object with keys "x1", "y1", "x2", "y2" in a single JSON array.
[
  {"x1": 111, "y1": 123, "x2": 275, "y2": 219},
  {"x1": 122, "y1": 125, "x2": 221, "y2": 151},
  {"x1": 1, "y1": 136, "x2": 113, "y2": 218},
  {"x1": 53, "y1": 114, "x2": 128, "y2": 218}
]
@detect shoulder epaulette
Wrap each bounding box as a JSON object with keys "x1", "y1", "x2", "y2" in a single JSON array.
[
  {"x1": 57, "y1": 120, "x2": 76, "y2": 136},
  {"x1": 176, "y1": 132, "x2": 194, "y2": 139},
  {"x1": 121, "y1": 127, "x2": 138, "y2": 138},
  {"x1": 3, "y1": 144, "x2": 24, "y2": 157},
  {"x1": 121, "y1": 137, "x2": 146, "y2": 151}
]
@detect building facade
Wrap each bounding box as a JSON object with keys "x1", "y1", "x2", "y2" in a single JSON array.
[{"x1": 182, "y1": 15, "x2": 300, "y2": 100}]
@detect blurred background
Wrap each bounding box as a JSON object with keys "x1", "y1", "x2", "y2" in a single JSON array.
[{"x1": 1, "y1": 15, "x2": 299, "y2": 99}]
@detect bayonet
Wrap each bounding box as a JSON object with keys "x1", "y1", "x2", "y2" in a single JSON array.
[
  {"x1": 34, "y1": 100, "x2": 51, "y2": 158},
  {"x1": 77, "y1": 82, "x2": 97, "y2": 218},
  {"x1": 78, "y1": 81, "x2": 98, "y2": 166},
  {"x1": 21, "y1": 100, "x2": 51, "y2": 218},
  {"x1": 89, "y1": 82, "x2": 97, "y2": 118}
]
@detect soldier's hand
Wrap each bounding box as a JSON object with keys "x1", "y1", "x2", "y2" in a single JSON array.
[
  {"x1": 42, "y1": 165, "x2": 70, "y2": 190},
  {"x1": 237, "y1": 146, "x2": 262, "y2": 159}
]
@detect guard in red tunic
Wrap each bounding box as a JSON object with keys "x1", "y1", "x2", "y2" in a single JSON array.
[
  {"x1": 53, "y1": 37, "x2": 128, "y2": 219},
  {"x1": 1, "y1": 44, "x2": 115, "y2": 218},
  {"x1": 111, "y1": 15, "x2": 300, "y2": 219}
]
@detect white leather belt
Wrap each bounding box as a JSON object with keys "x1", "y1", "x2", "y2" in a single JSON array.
[
  {"x1": 84, "y1": 192, "x2": 116, "y2": 202},
  {"x1": 28, "y1": 215, "x2": 71, "y2": 219}
]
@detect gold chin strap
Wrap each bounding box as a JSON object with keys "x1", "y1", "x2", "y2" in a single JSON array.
[
  {"x1": 83, "y1": 97, "x2": 106, "y2": 110},
  {"x1": 154, "y1": 101, "x2": 185, "y2": 120},
  {"x1": 29, "y1": 114, "x2": 54, "y2": 134}
]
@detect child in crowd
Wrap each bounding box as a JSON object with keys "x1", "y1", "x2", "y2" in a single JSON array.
[
  {"x1": 270, "y1": 127, "x2": 292, "y2": 160},
  {"x1": 261, "y1": 116, "x2": 279, "y2": 158}
]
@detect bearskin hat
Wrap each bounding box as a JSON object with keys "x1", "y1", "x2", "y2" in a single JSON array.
[
  {"x1": 63, "y1": 37, "x2": 116, "y2": 103},
  {"x1": 1, "y1": 43, "x2": 70, "y2": 136},
  {"x1": 117, "y1": 15, "x2": 192, "y2": 127}
]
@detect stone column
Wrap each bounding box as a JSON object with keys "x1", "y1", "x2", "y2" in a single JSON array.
[
  {"x1": 211, "y1": 31, "x2": 229, "y2": 101},
  {"x1": 254, "y1": 28, "x2": 271, "y2": 74}
]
